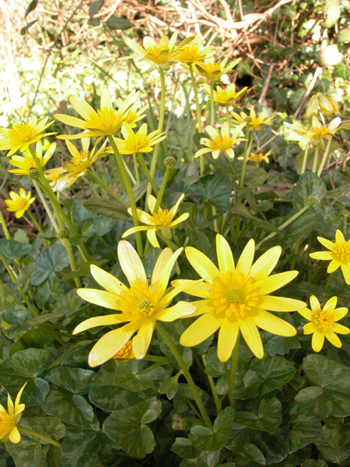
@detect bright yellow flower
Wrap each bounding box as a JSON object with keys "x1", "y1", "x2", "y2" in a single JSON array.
[
  {"x1": 231, "y1": 108, "x2": 275, "y2": 130},
  {"x1": 117, "y1": 99, "x2": 147, "y2": 128},
  {"x1": 0, "y1": 383, "x2": 26, "y2": 444},
  {"x1": 194, "y1": 57, "x2": 240, "y2": 81},
  {"x1": 0, "y1": 116, "x2": 54, "y2": 157},
  {"x1": 45, "y1": 167, "x2": 66, "y2": 189},
  {"x1": 74, "y1": 242, "x2": 197, "y2": 366},
  {"x1": 305, "y1": 93, "x2": 339, "y2": 119},
  {"x1": 298, "y1": 295, "x2": 350, "y2": 352},
  {"x1": 55, "y1": 138, "x2": 107, "y2": 191},
  {"x1": 123, "y1": 194, "x2": 189, "y2": 247},
  {"x1": 202, "y1": 83, "x2": 248, "y2": 106},
  {"x1": 248, "y1": 149, "x2": 273, "y2": 164},
  {"x1": 174, "y1": 37, "x2": 213, "y2": 64},
  {"x1": 295, "y1": 116, "x2": 341, "y2": 149},
  {"x1": 194, "y1": 122, "x2": 246, "y2": 160},
  {"x1": 310, "y1": 230, "x2": 350, "y2": 284},
  {"x1": 5, "y1": 188, "x2": 35, "y2": 219},
  {"x1": 54, "y1": 89, "x2": 139, "y2": 141},
  {"x1": 112, "y1": 123, "x2": 166, "y2": 155},
  {"x1": 8, "y1": 141, "x2": 56, "y2": 176},
  {"x1": 114, "y1": 341, "x2": 135, "y2": 359},
  {"x1": 125, "y1": 32, "x2": 194, "y2": 69},
  {"x1": 176, "y1": 234, "x2": 305, "y2": 362}
]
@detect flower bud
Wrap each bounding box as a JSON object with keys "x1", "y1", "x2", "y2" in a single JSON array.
[
  {"x1": 171, "y1": 413, "x2": 188, "y2": 431},
  {"x1": 306, "y1": 93, "x2": 339, "y2": 119},
  {"x1": 164, "y1": 156, "x2": 177, "y2": 169},
  {"x1": 307, "y1": 196, "x2": 317, "y2": 206},
  {"x1": 57, "y1": 228, "x2": 70, "y2": 239},
  {"x1": 28, "y1": 168, "x2": 40, "y2": 180}
]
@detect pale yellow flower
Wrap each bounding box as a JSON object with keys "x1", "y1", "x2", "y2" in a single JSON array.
[
  {"x1": 174, "y1": 37, "x2": 213, "y2": 64},
  {"x1": 231, "y1": 109, "x2": 275, "y2": 130},
  {"x1": 45, "y1": 167, "x2": 66, "y2": 189},
  {"x1": 248, "y1": 149, "x2": 273, "y2": 163},
  {"x1": 194, "y1": 57, "x2": 241, "y2": 81},
  {"x1": 5, "y1": 188, "x2": 35, "y2": 218},
  {"x1": 305, "y1": 93, "x2": 339, "y2": 119},
  {"x1": 112, "y1": 123, "x2": 166, "y2": 155},
  {"x1": 117, "y1": 99, "x2": 147, "y2": 128},
  {"x1": 202, "y1": 83, "x2": 248, "y2": 106},
  {"x1": 295, "y1": 116, "x2": 341, "y2": 149},
  {"x1": 194, "y1": 122, "x2": 246, "y2": 160},
  {"x1": 8, "y1": 141, "x2": 56, "y2": 176},
  {"x1": 0, "y1": 383, "x2": 26, "y2": 444}
]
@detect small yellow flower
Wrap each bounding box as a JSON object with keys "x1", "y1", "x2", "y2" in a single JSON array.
[
  {"x1": 117, "y1": 99, "x2": 147, "y2": 128},
  {"x1": 295, "y1": 116, "x2": 341, "y2": 149},
  {"x1": 112, "y1": 123, "x2": 166, "y2": 155},
  {"x1": 194, "y1": 122, "x2": 246, "y2": 160},
  {"x1": 231, "y1": 108, "x2": 275, "y2": 130},
  {"x1": 175, "y1": 234, "x2": 305, "y2": 362},
  {"x1": 298, "y1": 296, "x2": 350, "y2": 352},
  {"x1": 73, "y1": 241, "x2": 197, "y2": 366},
  {"x1": 54, "y1": 88, "x2": 139, "y2": 141},
  {"x1": 0, "y1": 116, "x2": 54, "y2": 157},
  {"x1": 123, "y1": 194, "x2": 189, "y2": 247},
  {"x1": 55, "y1": 138, "x2": 107, "y2": 191},
  {"x1": 174, "y1": 37, "x2": 213, "y2": 64},
  {"x1": 310, "y1": 230, "x2": 350, "y2": 284},
  {"x1": 194, "y1": 57, "x2": 240, "y2": 81},
  {"x1": 45, "y1": 167, "x2": 66, "y2": 189},
  {"x1": 202, "y1": 83, "x2": 248, "y2": 106},
  {"x1": 5, "y1": 188, "x2": 35, "y2": 219},
  {"x1": 0, "y1": 383, "x2": 26, "y2": 444},
  {"x1": 114, "y1": 341, "x2": 135, "y2": 359},
  {"x1": 125, "y1": 32, "x2": 194, "y2": 69},
  {"x1": 305, "y1": 93, "x2": 339, "y2": 119},
  {"x1": 248, "y1": 149, "x2": 273, "y2": 164},
  {"x1": 8, "y1": 141, "x2": 56, "y2": 176}
]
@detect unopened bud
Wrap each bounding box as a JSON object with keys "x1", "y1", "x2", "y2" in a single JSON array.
[
  {"x1": 28, "y1": 168, "x2": 40, "y2": 180},
  {"x1": 307, "y1": 196, "x2": 317, "y2": 206},
  {"x1": 171, "y1": 413, "x2": 188, "y2": 431},
  {"x1": 164, "y1": 156, "x2": 177, "y2": 169},
  {"x1": 57, "y1": 228, "x2": 70, "y2": 239}
]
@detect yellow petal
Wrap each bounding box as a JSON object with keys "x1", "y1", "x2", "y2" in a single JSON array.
[
  {"x1": 70, "y1": 95, "x2": 96, "y2": 120},
  {"x1": 154, "y1": 302, "x2": 196, "y2": 322},
  {"x1": 185, "y1": 247, "x2": 219, "y2": 283},
  {"x1": 8, "y1": 426, "x2": 20, "y2": 444},
  {"x1": 147, "y1": 195, "x2": 157, "y2": 213},
  {"x1": 132, "y1": 318, "x2": 155, "y2": 359},
  {"x1": 327, "y1": 260, "x2": 340, "y2": 273},
  {"x1": 323, "y1": 296, "x2": 337, "y2": 313},
  {"x1": 88, "y1": 320, "x2": 141, "y2": 367},
  {"x1": 155, "y1": 248, "x2": 183, "y2": 300},
  {"x1": 303, "y1": 322, "x2": 316, "y2": 335},
  {"x1": 311, "y1": 331, "x2": 324, "y2": 352},
  {"x1": 341, "y1": 264, "x2": 350, "y2": 284},
  {"x1": 236, "y1": 239, "x2": 255, "y2": 275},
  {"x1": 250, "y1": 246, "x2": 282, "y2": 281},
  {"x1": 118, "y1": 241, "x2": 147, "y2": 285},
  {"x1": 73, "y1": 314, "x2": 130, "y2": 334},
  {"x1": 101, "y1": 89, "x2": 113, "y2": 109},
  {"x1": 122, "y1": 226, "x2": 151, "y2": 238},
  {"x1": 217, "y1": 318, "x2": 239, "y2": 362},
  {"x1": 216, "y1": 234, "x2": 235, "y2": 274},
  {"x1": 332, "y1": 307, "x2": 348, "y2": 321},
  {"x1": 325, "y1": 330, "x2": 342, "y2": 348},
  {"x1": 317, "y1": 236, "x2": 335, "y2": 250},
  {"x1": 253, "y1": 310, "x2": 296, "y2": 337},
  {"x1": 54, "y1": 114, "x2": 87, "y2": 129},
  {"x1": 239, "y1": 316, "x2": 264, "y2": 359},
  {"x1": 147, "y1": 229, "x2": 160, "y2": 248},
  {"x1": 309, "y1": 252, "x2": 333, "y2": 260},
  {"x1": 170, "y1": 280, "x2": 211, "y2": 298},
  {"x1": 14, "y1": 383, "x2": 27, "y2": 415},
  {"x1": 260, "y1": 296, "x2": 306, "y2": 312},
  {"x1": 257, "y1": 271, "x2": 298, "y2": 295},
  {"x1": 298, "y1": 308, "x2": 313, "y2": 320},
  {"x1": 310, "y1": 295, "x2": 321, "y2": 313},
  {"x1": 152, "y1": 248, "x2": 173, "y2": 285},
  {"x1": 180, "y1": 312, "x2": 223, "y2": 347},
  {"x1": 332, "y1": 323, "x2": 350, "y2": 335},
  {"x1": 76, "y1": 289, "x2": 121, "y2": 310},
  {"x1": 336, "y1": 230, "x2": 345, "y2": 243},
  {"x1": 168, "y1": 193, "x2": 185, "y2": 219},
  {"x1": 169, "y1": 213, "x2": 189, "y2": 227},
  {"x1": 90, "y1": 265, "x2": 127, "y2": 295}
]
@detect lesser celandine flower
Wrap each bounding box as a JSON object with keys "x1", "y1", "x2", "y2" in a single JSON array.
[
  {"x1": 298, "y1": 296, "x2": 350, "y2": 352},
  {"x1": 0, "y1": 383, "x2": 26, "y2": 444},
  {"x1": 45, "y1": 167, "x2": 66, "y2": 189},
  {"x1": 310, "y1": 230, "x2": 350, "y2": 284},
  {"x1": 194, "y1": 57, "x2": 240, "y2": 81},
  {"x1": 294, "y1": 116, "x2": 341, "y2": 149},
  {"x1": 117, "y1": 99, "x2": 147, "y2": 128},
  {"x1": 176, "y1": 234, "x2": 305, "y2": 362},
  {"x1": 55, "y1": 138, "x2": 107, "y2": 191},
  {"x1": 202, "y1": 83, "x2": 248, "y2": 106},
  {"x1": 5, "y1": 188, "x2": 35, "y2": 219},
  {"x1": 54, "y1": 89, "x2": 139, "y2": 141},
  {"x1": 305, "y1": 93, "x2": 339, "y2": 119},
  {"x1": 231, "y1": 109, "x2": 275, "y2": 130},
  {"x1": 0, "y1": 117, "x2": 54, "y2": 157},
  {"x1": 112, "y1": 123, "x2": 166, "y2": 155},
  {"x1": 194, "y1": 122, "x2": 246, "y2": 160},
  {"x1": 174, "y1": 37, "x2": 213, "y2": 64},
  {"x1": 248, "y1": 149, "x2": 273, "y2": 164},
  {"x1": 74, "y1": 242, "x2": 197, "y2": 366},
  {"x1": 8, "y1": 141, "x2": 56, "y2": 176},
  {"x1": 123, "y1": 194, "x2": 189, "y2": 247}
]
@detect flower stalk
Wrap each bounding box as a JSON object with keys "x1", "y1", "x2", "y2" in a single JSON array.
[
  {"x1": 312, "y1": 145, "x2": 319, "y2": 173},
  {"x1": 228, "y1": 335, "x2": 239, "y2": 409},
  {"x1": 301, "y1": 143, "x2": 309, "y2": 175},
  {"x1": 137, "y1": 152, "x2": 159, "y2": 196},
  {"x1": 18, "y1": 426, "x2": 62, "y2": 448},
  {"x1": 240, "y1": 128, "x2": 254, "y2": 188},
  {"x1": 87, "y1": 170, "x2": 129, "y2": 209},
  {"x1": 317, "y1": 136, "x2": 333, "y2": 177}
]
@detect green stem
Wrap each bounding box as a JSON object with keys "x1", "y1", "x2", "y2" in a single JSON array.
[
  {"x1": 143, "y1": 355, "x2": 169, "y2": 364},
  {"x1": 133, "y1": 154, "x2": 140, "y2": 187},
  {"x1": 317, "y1": 137, "x2": 333, "y2": 177},
  {"x1": 256, "y1": 204, "x2": 310, "y2": 249},
  {"x1": 210, "y1": 82, "x2": 215, "y2": 127},
  {"x1": 155, "y1": 322, "x2": 212, "y2": 429},
  {"x1": 301, "y1": 144, "x2": 309, "y2": 175},
  {"x1": 108, "y1": 136, "x2": 143, "y2": 256},
  {"x1": 137, "y1": 361, "x2": 170, "y2": 375},
  {"x1": 0, "y1": 208, "x2": 11, "y2": 240},
  {"x1": 138, "y1": 152, "x2": 159, "y2": 196},
  {"x1": 98, "y1": 236, "x2": 117, "y2": 259},
  {"x1": 154, "y1": 168, "x2": 171, "y2": 213},
  {"x1": 87, "y1": 170, "x2": 129, "y2": 208},
  {"x1": 312, "y1": 144, "x2": 319, "y2": 173},
  {"x1": 62, "y1": 237, "x2": 82, "y2": 288},
  {"x1": 109, "y1": 153, "x2": 126, "y2": 193},
  {"x1": 27, "y1": 210, "x2": 50, "y2": 247},
  {"x1": 18, "y1": 426, "x2": 61, "y2": 448},
  {"x1": 228, "y1": 335, "x2": 240, "y2": 409},
  {"x1": 240, "y1": 128, "x2": 254, "y2": 188},
  {"x1": 202, "y1": 355, "x2": 221, "y2": 415},
  {"x1": 33, "y1": 181, "x2": 59, "y2": 232}
]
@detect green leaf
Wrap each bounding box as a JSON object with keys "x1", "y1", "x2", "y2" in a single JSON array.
[
  {"x1": 187, "y1": 174, "x2": 231, "y2": 212},
  {"x1": 81, "y1": 216, "x2": 117, "y2": 237},
  {"x1": 45, "y1": 367, "x2": 96, "y2": 395},
  {"x1": 6, "y1": 437, "x2": 43, "y2": 467},
  {"x1": 103, "y1": 398, "x2": 162, "y2": 458},
  {"x1": 31, "y1": 243, "x2": 70, "y2": 286},
  {"x1": 189, "y1": 407, "x2": 235, "y2": 452},
  {"x1": 83, "y1": 199, "x2": 129, "y2": 221},
  {"x1": 234, "y1": 442, "x2": 266, "y2": 466},
  {"x1": 0, "y1": 239, "x2": 32, "y2": 260},
  {"x1": 20, "y1": 416, "x2": 66, "y2": 441},
  {"x1": 293, "y1": 171, "x2": 326, "y2": 210},
  {"x1": 24, "y1": 0, "x2": 39, "y2": 17},
  {"x1": 180, "y1": 451, "x2": 220, "y2": 467},
  {"x1": 171, "y1": 438, "x2": 201, "y2": 459},
  {"x1": 289, "y1": 402, "x2": 322, "y2": 453},
  {"x1": 235, "y1": 398, "x2": 282, "y2": 433},
  {"x1": 106, "y1": 16, "x2": 134, "y2": 30},
  {"x1": 334, "y1": 62, "x2": 350, "y2": 79},
  {"x1": 316, "y1": 424, "x2": 350, "y2": 464},
  {"x1": 265, "y1": 336, "x2": 300, "y2": 356},
  {"x1": 159, "y1": 376, "x2": 179, "y2": 400},
  {"x1": 323, "y1": 0, "x2": 340, "y2": 28},
  {"x1": 0, "y1": 280, "x2": 27, "y2": 324},
  {"x1": 88, "y1": 0, "x2": 104, "y2": 17},
  {"x1": 338, "y1": 27, "x2": 350, "y2": 43},
  {"x1": 0, "y1": 349, "x2": 55, "y2": 406},
  {"x1": 4, "y1": 312, "x2": 66, "y2": 339}
]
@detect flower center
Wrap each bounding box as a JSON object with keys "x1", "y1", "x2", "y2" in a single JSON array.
[
  {"x1": 9, "y1": 123, "x2": 35, "y2": 144},
  {"x1": 213, "y1": 136, "x2": 232, "y2": 151},
  {"x1": 0, "y1": 412, "x2": 15, "y2": 436},
  {"x1": 227, "y1": 288, "x2": 243, "y2": 304},
  {"x1": 314, "y1": 310, "x2": 334, "y2": 329},
  {"x1": 137, "y1": 298, "x2": 156, "y2": 316},
  {"x1": 333, "y1": 241, "x2": 350, "y2": 264},
  {"x1": 114, "y1": 341, "x2": 133, "y2": 359},
  {"x1": 85, "y1": 107, "x2": 122, "y2": 133},
  {"x1": 15, "y1": 198, "x2": 29, "y2": 209},
  {"x1": 152, "y1": 209, "x2": 171, "y2": 226}
]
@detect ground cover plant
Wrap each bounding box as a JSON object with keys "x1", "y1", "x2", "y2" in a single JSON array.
[{"x1": 1, "y1": 1, "x2": 350, "y2": 466}]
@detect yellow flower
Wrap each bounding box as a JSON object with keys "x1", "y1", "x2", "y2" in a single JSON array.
[
  {"x1": 310, "y1": 230, "x2": 350, "y2": 284},
  {"x1": 0, "y1": 383, "x2": 26, "y2": 444},
  {"x1": 296, "y1": 116, "x2": 341, "y2": 149},
  {"x1": 202, "y1": 83, "x2": 248, "y2": 106},
  {"x1": 174, "y1": 37, "x2": 213, "y2": 64},
  {"x1": 111, "y1": 123, "x2": 166, "y2": 155},
  {"x1": 299, "y1": 296, "x2": 350, "y2": 352},
  {"x1": 45, "y1": 167, "x2": 66, "y2": 189},
  {"x1": 0, "y1": 116, "x2": 54, "y2": 157},
  {"x1": 305, "y1": 93, "x2": 339, "y2": 119},
  {"x1": 8, "y1": 141, "x2": 56, "y2": 176},
  {"x1": 55, "y1": 138, "x2": 107, "y2": 191},
  {"x1": 73, "y1": 241, "x2": 197, "y2": 366},
  {"x1": 114, "y1": 341, "x2": 135, "y2": 359},
  {"x1": 176, "y1": 234, "x2": 305, "y2": 362},
  {"x1": 117, "y1": 99, "x2": 147, "y2": 128},
  {"x1": 125, "y1": 32, "x2": 194, "y2": 69},
  {"x1": 231, "y1": 108, "x2": 275, "y2": 130},
  {"x1": 123, "y1": 194, "x2": 189, "y2": 247},
  {"x1": 248, "y1": 149, "x2": 273, "y2": 164},
  {"x1": 194, "y1": 122, "x2": 246, "y2": 160},
  {"x1": 54, "y1": 88, "x2": 139, "y2": 141},
  {"x1": 194, "y1": 57, "x2": 240, "y2": 81},
  {"x1": 5, "y1": 188, "x2": 35, "y2": 219}
]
